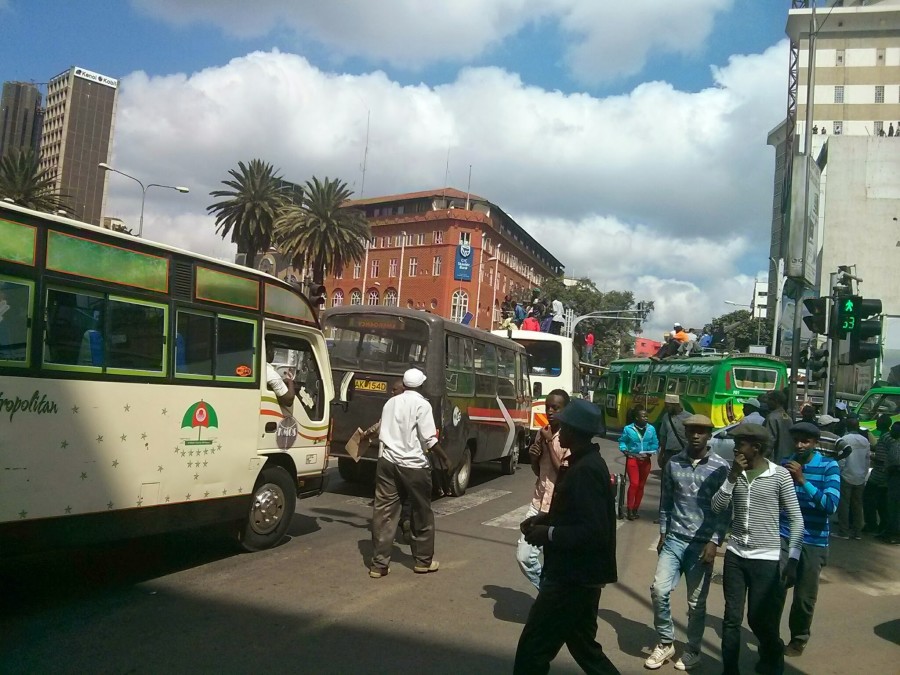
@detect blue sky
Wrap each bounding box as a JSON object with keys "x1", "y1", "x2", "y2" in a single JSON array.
[{"x1": 0, "y1": 0, "x2": 794, "y2": 334}]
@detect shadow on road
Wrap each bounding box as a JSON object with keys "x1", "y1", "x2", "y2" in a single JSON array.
[
  {"x1": 874, "y1": 618, "x2": 900, "y2": 646},
  {"x1": 480, "y1": 584, "x2": 533, "y2": 624}
]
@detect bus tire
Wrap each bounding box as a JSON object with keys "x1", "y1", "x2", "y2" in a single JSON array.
[
  {"x1": 338, "y1": 457, "x2": 359, "y2": 483},
  {"x1": 501, "y1": 437, "x2": 521, "y2": 475},
  {"x1": 238, "y1": 465, "x2": 297, "y2": 552},
  {"x1": 449, "y1": 447, "x2": 472, "y2": 497}
]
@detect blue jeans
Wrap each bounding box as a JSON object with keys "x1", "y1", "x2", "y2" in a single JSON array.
[
  {"x1": 517, "y1": 504, "x2": 542, "y2": 590},
  {"x1": 650, "y1": 535, "x2": 714, "y2": 652}
]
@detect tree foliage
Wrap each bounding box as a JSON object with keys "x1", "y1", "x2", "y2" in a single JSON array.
[
  {"x1": 274, "y1": 176, "x2": 370, "y2": 283},
  {"x1": 534, "y1": 276, "x2": 653, "y2": 365},
  {"x1": 207, "y1": 159, "x2": 285, "y2": 267},
  {"x1": 0, "y1": 148, "x2": 70, "y2": 214},
  {"x1": 707, "y1": 309, "x2": 772, "y2": 353}
]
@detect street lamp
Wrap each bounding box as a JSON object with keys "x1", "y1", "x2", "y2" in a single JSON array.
[
  {"x1": 491, "y1": 244, "x2": 502, "y2": 329},
  {"x1": 99, "y1": 162, "x2": 189, "y2": 238}
]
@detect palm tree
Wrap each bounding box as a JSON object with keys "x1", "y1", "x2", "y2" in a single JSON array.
[
  {"x1": 0, "y1": 148, "x2": 70, "y2": 213},
  {"x1": 274, "y1": 176, "x2": 370, "y2": 283},
  {"x1": 207, "y1": 159, "x2": 285, "y2": 267}
]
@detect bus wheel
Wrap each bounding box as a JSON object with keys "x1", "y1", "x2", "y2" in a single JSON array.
[
  {"x1": 239, "y1": 465, "x2": 297, "y2": 552},
  {"x1": 500, "y1": 444, "x2": 518, "y2": 475},
  {"x1": 338, "y1": 457, "x2": 359, "y2": 483},
  {"x1": 450, "y1": 447, "x2": 472, "y2": 497}
]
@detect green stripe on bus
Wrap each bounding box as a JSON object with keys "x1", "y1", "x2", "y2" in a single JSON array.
[
  {"x1": 195, "y1": 267, "x2": 259, "y2": 309},
  {"x1": 46, "y1": 231, "x2": 168, "y2": 292},
  {"x1": 0, "y1": 219, "x2": 37, "y2": 265}
]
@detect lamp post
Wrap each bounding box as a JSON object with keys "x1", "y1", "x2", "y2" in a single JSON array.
[
  {"x1": 474, "y1": 236, "x2": 488, "y2": 329},
  {"x1": 491, "y1": 244, "x2": 502, "y2": 329},
  {"x1": 99, "y1": 163, "x2": 189, "y2": 238}
]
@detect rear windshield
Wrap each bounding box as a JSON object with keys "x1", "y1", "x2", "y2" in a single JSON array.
[
  {"x1": 518, "y1": 339, "x2": 562, "y2": 377},
  {"x1": 732, "y1": 367, "x2": 778, "y2": 391},
  {"x1": 325, "y1": 313, "x2": 430, "y2": 375},
  {"x1": 857, "y1": 392, "x2": 900, "y2": 422}
]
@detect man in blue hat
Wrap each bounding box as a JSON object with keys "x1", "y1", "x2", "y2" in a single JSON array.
[
  {"x1": 514, "y1": 398, "x2": 619, "y2": 675},
  {"x1": 779, "y1": 421, "x2": 841, "y2": 658}
]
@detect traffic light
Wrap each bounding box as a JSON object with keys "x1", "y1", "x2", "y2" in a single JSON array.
[
  {"x1": 848, "y1": 298, "x2": 883, "y2": 364},
  {"x1": 807, "y1": 347, "x2": 829, "y2": 381},
  {"x1": 307, "y1": 283, "x2": 327, "y2": 309},
  {"x1": 835, "y1": 295, "x2": 859, "y2": 338},
  {"x1": 802, "y1": 297, "x2": 830, "y2": 335}
]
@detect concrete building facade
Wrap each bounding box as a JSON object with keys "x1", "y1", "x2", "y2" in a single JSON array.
[
  {"x1": 321, "y1": 188, "x2": 563, "y2": 329},
  {"x1": 0, "y1": 81, "x2": 43, "y2": 159},
  {"x1": 39, "y1": 67, "x2": 118, "y2": 225}
]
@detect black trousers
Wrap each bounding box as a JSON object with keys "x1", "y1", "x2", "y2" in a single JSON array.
[
  {"x1": 779, "y1": 539, "x2": 828, "y2": 645},
  {"x1": 514, "y1": 582, "x2": 619, "y2": 675},
  {"x1": 371, "y1": 457, "x2": 434, "y2": 570},
  {"x1": 862, "y1": 483, "x2": 887, "y2": 533},
  {"x1": 722, "y1": 551, "x2": 785, "y2": 675}
]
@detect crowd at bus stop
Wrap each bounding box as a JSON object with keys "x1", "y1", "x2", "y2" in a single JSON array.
[{"x1": 362, "y1": 369, "x2": 900, "y2": 674}]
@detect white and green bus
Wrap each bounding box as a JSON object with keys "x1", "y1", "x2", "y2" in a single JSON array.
[{"x1": 0, "y1": 201, "x2": 349, "y2": 555}]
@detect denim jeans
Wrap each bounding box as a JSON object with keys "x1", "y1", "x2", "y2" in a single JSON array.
[
  {"x1": 517, "y1": 504, "x2": 542, "y2": 590},
  {"x1": 650, "y1": 535, "x2": 714, "y2": 652}
]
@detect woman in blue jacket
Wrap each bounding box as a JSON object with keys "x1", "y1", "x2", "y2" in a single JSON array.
[{"x1": 619, "y1": 405, "x2": 659, "y2": 520}]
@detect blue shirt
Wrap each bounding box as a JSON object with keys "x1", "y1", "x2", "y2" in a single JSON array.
[
  {"x1": 660, "y1": 450, "x2": 731, "y2": 545},
  {"x1": 618, "y1": 423, "x2": 659, "y2": 455},
  {"x1": 779, "y1": 450, "x2": 841, "y2": 547}
]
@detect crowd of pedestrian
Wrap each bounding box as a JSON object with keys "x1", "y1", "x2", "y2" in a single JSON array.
[{"x1": 499, "y1": 293, "x2": 566, "y2": 335}]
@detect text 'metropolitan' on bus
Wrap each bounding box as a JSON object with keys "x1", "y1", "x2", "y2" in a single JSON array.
[
  {"x1": 0, "y1": 201, "x2": 351, "y2": 555},
  {"x1": 323, "y1": 306, "x2": 531, "y2": 495},
  {"x1": 596, "y1": 354, "x2": 789, "y2": 432}
]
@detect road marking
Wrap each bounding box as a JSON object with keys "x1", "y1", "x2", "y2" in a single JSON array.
[
  {"x1": 344, "y1": 488, "x2": 512, "y2": 518},
  {"x1": 482, "y1": 505, "x2": 627, "y2": 531}
]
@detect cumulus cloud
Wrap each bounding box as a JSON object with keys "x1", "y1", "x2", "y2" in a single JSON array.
[
  {"x1": 131, "y1": 0, "x2": 733, "y2": 82},
  {"x1": 104, "y1": 43, "x2": 785, "y2": 335}
]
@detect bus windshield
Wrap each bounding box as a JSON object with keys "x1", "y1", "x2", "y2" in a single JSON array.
[
  {"x1": 857, "y1": 392, "x2": 900, "y2": 422},
  {"x1": 518, "y1": 339, "x2": 562, "y2": 377},
  {"x1": 326, "y1": 313, "x2": 430, "y2": 375}
]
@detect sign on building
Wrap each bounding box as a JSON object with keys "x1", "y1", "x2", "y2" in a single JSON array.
[
  {"x1": 786, "y1": 155, "x2": 820, "y2": 286},
  {"x1": 454, "y1": 243, "x2": 472, "y2": 281}
]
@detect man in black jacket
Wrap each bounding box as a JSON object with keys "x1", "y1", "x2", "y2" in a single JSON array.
[{"x1": 514, "y1": 398, "x2": 619, "y2": 675}]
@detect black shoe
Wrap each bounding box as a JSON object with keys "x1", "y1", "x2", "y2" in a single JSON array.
[{"x1": 785, "y1": 639, "x2": 806, "y2": 657}]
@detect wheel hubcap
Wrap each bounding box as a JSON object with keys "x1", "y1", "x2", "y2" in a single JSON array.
[{"x1": 250, "y1": 482, "x2": 285, "y2": 535}]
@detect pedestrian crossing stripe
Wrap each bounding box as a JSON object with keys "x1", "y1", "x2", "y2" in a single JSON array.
[{"x1": 344, "y1": 488, "x2": 511, "y2": 518}]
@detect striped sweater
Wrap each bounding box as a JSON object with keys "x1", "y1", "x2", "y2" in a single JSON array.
[
  {"x1": 778, "y1": 451, "x2": 841, "y2": 547},
  {"x1": 712, "y1": 460, "x2": 804, "y2": 561}
]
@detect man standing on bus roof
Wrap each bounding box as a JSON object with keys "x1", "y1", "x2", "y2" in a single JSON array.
[
  {"x1": 645, "y1": 414, "x2": 730, "y2": 671},
  {"x1": 265, "y1": 342, "x2": 295, "y2": 408},
  {"x1": 550, "y1": 297, "x2": 564, "y2": 335},
  {"x1": 584, "y1": 332, "x2": 595, "y2": 363},
  {"x1": 370, "y1": 368, "x2": 450, "y2": 578},
  {"x1": 517, "y1": 389, "x2": 570, "y2": 590}
]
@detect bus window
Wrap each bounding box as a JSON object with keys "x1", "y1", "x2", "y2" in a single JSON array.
[
  {"x1": 474, "y1": 341, "x2": 497, "y2": 395},
  {"x1": 732, "y1": 367, "x2": 778, "y2": 391},
  {"x1": 268, "y1": 334, "x2": 324, "y2": 420},
  {"x1": 497, "y1": 347, "x2": 517, "y2": 398},
  {"x1": 446, "y1": 334, "x2": 475, "y2": 395},
  {"x1": 648, "y1": 375, "x2": 665, "y2": 394},
  {"x1": 328, "y1": 314, "x2": 429, "y2": 374},
  {"x1": 857, "y1": 392, "x2": 900, "y2": 422},
  {"x1": 44, "y1": 288, "x2": 105, "y2": 369},
  {"x1": 517, "y1": 352, "x2": 530, "y2": 398},
  {"x1": 216, "y1": 317, "x2": 256, "y2": 379},
  {"x1": 518, "y1": 339, "x2": 562, "y2": 377},
  {"x1": 106, "y1": 297, "x2": 167, "y2": 373},
  {"x1": 632, "y1": 374, "x2": 648, "y2": 394},
  {"x1": 687, "y1": 377, "x2": 710, "y2": 397},
  {"x1": 666, "y1": 377, "x2": 688, "y2": 395},
  {"x1": 0, "y1": 277, "x2": 32, "y2": 365},
  {"x1": 176, "y1": 311, "x2": 215, "y2": 377}
]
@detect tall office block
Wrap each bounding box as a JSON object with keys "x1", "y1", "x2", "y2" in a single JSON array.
[
  {"x1": 40, "y1": 67, "x2": 118, "y2": 224},
  {"x1": 0, "y1": 81, "x2": 43, "y2": 159}
]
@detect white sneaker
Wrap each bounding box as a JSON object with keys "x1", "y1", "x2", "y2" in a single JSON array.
[
  {"x1": 644, "y1": 643, "x2": 676, "y2": 669},
  {"x1": 675, "y1": 651, "x2": 701, "y2": 671}
]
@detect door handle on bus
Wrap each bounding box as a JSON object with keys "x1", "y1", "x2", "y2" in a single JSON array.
[{"x1": 265, "y1": 422, "x2": 277, "y2": 433}]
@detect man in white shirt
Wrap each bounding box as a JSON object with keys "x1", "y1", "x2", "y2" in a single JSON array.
[
  {"x1": 834, "y1": 415, "x2": 871, "y2": 539},
  {"x1": 370, "y1": 368, "x2": 450, "y2": 578},
  {"x1": 265, "y1": 343, "x2": 295, "y2": 407},
  {"x1": 550, "y1": 298, "x2": 564, "y2": 335}
]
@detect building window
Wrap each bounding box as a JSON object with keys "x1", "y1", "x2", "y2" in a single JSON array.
[
  {"x1": 833, "y1": 121, "x2": 843, "y2": 135},
  {"x1": 335, "y1": 268, "x2": 343, "y2": 280},
  {"x1": 367, "y1": 289, "x2": 380, "y2": 305},
  {"x1": 459, "y1": 231, "x2": 471, "y2": 246},
  {"x1": 875, "y1": 121, "x2": 884, "y2": 136},
  {"x1": 432, "y1": 256, "x2": 442, "y2": 276},
  {"x1": 388, "y1": 258, "x2": 398, "y2": 276},
  {"x1": 834, "y1": 85, "x2": 844, "y2": 104},
  {"x1": 836, "y1": 49, "x2": 844, "y2": 65},
  {"x1": 450, "y1": 290, "x2": 468, "y2": 323},
  {"x1": 353, "y1": 262, "x2": 361, "y2": 279},
  {"x1": 877, "y1": 47, "x2": 885, "y2": 63},
  {"x1": 876, "y1": 85, "x2": 885, "y2": 104},
  {"x1": 331, "y1": 290, "x2": 344, "y2": 307},
  {"x1": 350, "y1": 290, "x2": 362, "y2": 305},
  {"x1": 416, "y1": 233, "x2": 425, "y2": 245},
  {"x1": 383, "y1": 289, "x2": 397, "y2": 306},
  {"x1": 396, "y1": 205, "x2": 404, "y2": 215},
  {"x1": 433, "y1": 231, "x2": 443, "y2": 244},
  {"x1": 409, "y1": 257, "x2": 418, "y2": 276},
  {"x1": 404, "y1": 233, "x2": 413, "y2": 246},
  {"x1": 377, "y1": 237, "x2": 384, "y2": 248},
  {"x1": 370, "y1": 259, "x2": 380, "y2": 277}
]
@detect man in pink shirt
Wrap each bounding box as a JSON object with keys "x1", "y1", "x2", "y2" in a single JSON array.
[{"x1": 516, "y1": 389, "x2": 571, "y2": 589}]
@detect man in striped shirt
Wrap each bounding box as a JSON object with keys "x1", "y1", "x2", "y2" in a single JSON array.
[
  {"x1": 778, "y1": 421, "x2": 841, "y2": 658},
  {"x1": 712, "y1": 423, "x2": 803, "y2": 675}
]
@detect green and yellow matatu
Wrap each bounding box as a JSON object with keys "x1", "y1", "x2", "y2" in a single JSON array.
[{"x1": 595, "y1": 354, "x2": 789, "y2": 432}]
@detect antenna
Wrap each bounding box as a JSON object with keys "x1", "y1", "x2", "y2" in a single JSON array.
[
  {"x1": 465, "y1": 164, "x2": 472, "y2": 210},
  {"x1": 443, "y1": 146, "x2": 450, "y2": 198},
  {"x1": 360, "y1": 109, "x2": 370, "y2": 197}
]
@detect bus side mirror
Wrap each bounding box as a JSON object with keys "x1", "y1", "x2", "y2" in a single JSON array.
[
  {"x1": 533, "y1": 382, "x2": 542, "y2": 398},
  {"x1": 336, "y1": 371, "x2": 355, "y2": 412}
]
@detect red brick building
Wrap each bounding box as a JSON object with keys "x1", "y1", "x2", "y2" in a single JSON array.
[{"x1": 323, "y1": 188, "x2": 563, "y2": 329}]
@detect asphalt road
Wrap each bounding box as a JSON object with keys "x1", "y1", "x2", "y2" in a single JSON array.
[{"x1": 2, "y1": 437, "x2": 899, "y2": 674}]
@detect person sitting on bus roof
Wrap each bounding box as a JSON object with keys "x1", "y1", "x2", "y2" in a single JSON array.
[
  {"x1": 265, "y1": 342, "x2": 295, "y2": 408},
  {"x1": 672, "y1": 324, "x2": 690, "y2": 343},
  {"x1": 522, "y1": 311, "x2": 541, "y2": 331}
]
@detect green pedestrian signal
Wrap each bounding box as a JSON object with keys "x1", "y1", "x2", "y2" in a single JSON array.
[{"x1": 836, "y1": 295, "x2": 859, "y2": 337}]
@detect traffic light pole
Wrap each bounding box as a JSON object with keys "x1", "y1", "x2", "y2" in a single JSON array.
[{"x1": 824, "y1": 272, "x2": 838, "y2": 415}]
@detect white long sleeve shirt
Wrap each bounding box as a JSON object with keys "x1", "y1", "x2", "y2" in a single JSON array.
[{"x1": 378, "y1": 389, "x2": 439, "y2": 469}]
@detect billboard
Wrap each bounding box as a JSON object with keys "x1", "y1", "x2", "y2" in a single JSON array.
[
  {"x1": 453, "y1": 243, "x2": 473, "y2": 281},
  {"x1": 786, "y1": 155, "x2": 820, "y2": 286}
]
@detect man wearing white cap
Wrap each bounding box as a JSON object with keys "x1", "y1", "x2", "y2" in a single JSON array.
[{"x1": 370, "y1": 367, "x2": 449, "y2": 578}]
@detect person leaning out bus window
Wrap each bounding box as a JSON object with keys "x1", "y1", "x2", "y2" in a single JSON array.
[
  {"x1": 265, "y1": 342, "x2": 295, "y2": 408},
  {"x1": 619, "y1": 406, "x2": 659, "y2": 520}
]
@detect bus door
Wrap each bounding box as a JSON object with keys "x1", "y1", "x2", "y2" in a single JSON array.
[
  {"x1": 260, "y1": 326, "x2": 330, "y2": 496},
  {"x1": 472, "y1": 341, "x2": 508, "y2": 462},
  {"x1": 443, "y1": 334, "x2": 475, "y2": 467}
]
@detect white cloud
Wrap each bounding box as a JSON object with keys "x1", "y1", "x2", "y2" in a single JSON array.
[
  {"x1": 104, "y1": 43, "x2": 786, "y2": 334},
  {"x1": 131, "y1": 0, "x2": 733, "y2": 82}
]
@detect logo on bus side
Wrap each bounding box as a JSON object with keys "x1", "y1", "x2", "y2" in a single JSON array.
[
  {"x1": 276, "y1": 415, "x2": 299, "y2": 449},
  {"x1": 181, "y1": 400, "x2": 219, "y2": 445},
  {"x1": 355, "y1": 380, "x2": 387, "y2": 392},
  {"x1": 0, "y1": 389, "x2": 59, "y2": 422}
]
